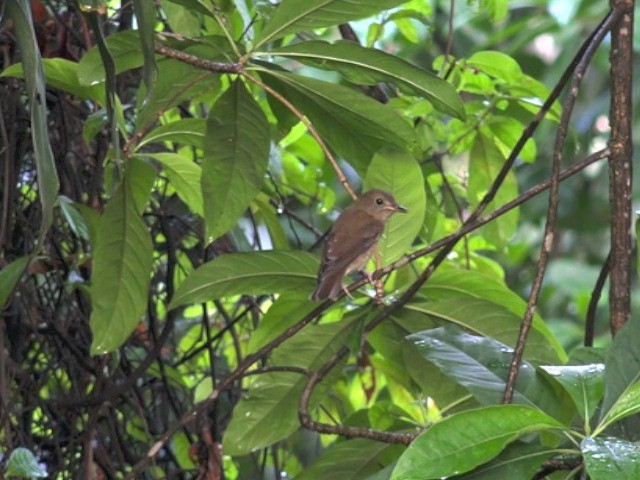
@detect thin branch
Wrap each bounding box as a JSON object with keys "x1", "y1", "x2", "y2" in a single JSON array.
[
  {"x1": 585, "y1": 251, "x2": 611, "y2": 347},
  {"x1": 502, "y1": 8, "x2": 617, "y2": 404}
]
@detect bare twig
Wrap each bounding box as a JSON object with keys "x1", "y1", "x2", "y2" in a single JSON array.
[{"x1": 585, "y1": 251, "x2": 611, "y2": 347}]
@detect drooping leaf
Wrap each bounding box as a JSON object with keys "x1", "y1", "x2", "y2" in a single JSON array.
[
  {"x1": 132, "y1": 0, "x2": 158, "y2": 98},
  {"x1": 90, "y1": 173, "x2": 154, "y2": 355},
  {"x1": 137, "y1": 118, "x2": 206, "y2": 150},
  {"x1": 258, "y1": 68, "x2": 415, "y2": 175},
  {"x1": 5, "y1": 0, "x2": 59, "y2": 246},
  {"x1": 266, "y1": 40, "x2": 464, "y2": 118},
  {"x1": 169, "y1": 251, "x2": 318, "y2": 308},
  {"x1": 143, "y1": 152, "x2": 203, "y2": 216},
  {"x1": 0, "y1": 256, "x2": 30, "y2": 309},
  {"x1": 363, "y1": 148, "x2": 426, "y2": 264},
  {"x1": 540, "y1": 364, "x2": 604, "y2": 423},
  {"x1": 202, "y1": 80, "x2": 270, "y2": 241},
  {"x1": 255, "y1": 0, "x2": 408, "y2": 48},
  {"x1": 582, "y1": 437, "x2": 640, "y2": 480},
  {"x1": 391, "y1": 405, "x2": 565, "y2": 480},
  {"x1": 58, "y1": 196, "x2": 91, "y2": 241}
]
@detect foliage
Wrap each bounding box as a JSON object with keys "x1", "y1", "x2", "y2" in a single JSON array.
[{"x1": 0, "y1": 0, "x2": 638, "y2": 479}]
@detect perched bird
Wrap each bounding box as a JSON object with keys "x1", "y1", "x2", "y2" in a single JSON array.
[{"x1": 310, "y1": 189, "x2": 407, "y2": 301}]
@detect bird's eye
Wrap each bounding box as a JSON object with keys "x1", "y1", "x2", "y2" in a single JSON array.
[{"x1": 375, "y1": 198, "x2": 384, "y2": 205}]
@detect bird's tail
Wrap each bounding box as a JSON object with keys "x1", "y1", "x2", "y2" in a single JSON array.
[{"x1": 309, "y1": 269, "x2": 343, "y2": 301}]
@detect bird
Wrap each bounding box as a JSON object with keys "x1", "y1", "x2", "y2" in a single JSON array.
[{"x1": 310, "y1": 189, "x2": 407, "y2": 301}]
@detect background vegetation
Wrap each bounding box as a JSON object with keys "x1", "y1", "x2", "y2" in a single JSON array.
[{"x1": 0, "y1": 0, "x2": 639, "y2": 478}]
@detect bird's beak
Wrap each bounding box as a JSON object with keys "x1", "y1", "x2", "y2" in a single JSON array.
[{"x1": 389, "y1": 204, "x2": 407, "y2": 213}]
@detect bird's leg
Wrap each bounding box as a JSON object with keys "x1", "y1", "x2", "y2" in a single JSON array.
[{"x1": 341, "y1": 282, "x2": 355, "y2": 299}]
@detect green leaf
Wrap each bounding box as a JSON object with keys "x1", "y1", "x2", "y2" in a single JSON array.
[
  {"x1": 224, "y1": 319, "x2": 355, "y2": 455},
  {"x1": 469, "y1": 132, "x2": 518, "y2": 248},
  {"x1": 408, "y1": 326, "x2": 565, "y2": 419},
  {"x1": 597, "y1": 381, "x2": 640, "y2": 435},
  {"x1": 295, "y1": 439, "x2": 404, "y2": 480},
  {"x1": 143, "y1": 153, "x2": 203, "y2": 216},
  {"x1": 5, "y1": 0, "x2": 59, "y2": 247},
  {"x1": 202, "y1": 80, "x2": 270, "y2": 241},
  {"x1": 78, "y1": 30, "x2": 144, "y2": 86},
  {"x1": 467, "y1": 51, "x2": 522, "y2": 82},
  {"x1": 258, "y1": 68, "x2": 415, "y2": 175},
  {"x1": 582, "y1": 437, "x2": 640, "y2": 480},
  {"x1": 4, "y1": 447, "x2": 48, "y2": 478},
  {"x1": 58, "y1": 196, "x2": 91, "y2": 241},
  {"x1": 266, "y1": 40, "x2": 464, "y2": 118},
  {"x1": 255, "y1": 0, "x2": 408, "y2": 48},
  {"x1": 90, "y1": 173, "x2": 154, "y2": 355},
  {"x1": 0, "y1": 256, "x2": 30, "y2": 309},
  {"x1": 363, "y1": 148, "x2": 426, "y2": 264},
  {"x1": 132, "y1": 0, "x2": 158, "y2": 97},
  {"x1": 391, "y1": 405, "x2": 565, "y2": 480},
  {"x1": 405, "y1": 298, "x2": 563, "y2": 364},
  {"x1": 540, "y1": 364, "x2": 604, "y2": 424},
  {"x1": 484, "y1": 118, "x2": 536, "y2": 163},
  {"x1": 137, "y1": 118, "x2": 206, "y2": 150},
  {"x1": 1, "y1": 59, "x2": 105, "y2": 103},
  {"x1": 169, "y1": 251, "x2": 318, "y2": 308}
]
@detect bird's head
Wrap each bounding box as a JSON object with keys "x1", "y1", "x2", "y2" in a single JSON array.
[{"x1": 357, "y1": 189, "x2": 408, "y2": 222}]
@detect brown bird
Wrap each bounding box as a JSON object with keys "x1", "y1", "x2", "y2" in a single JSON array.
[{"x1": 310, "y1": 189, "x2": 407, "y2": 301}]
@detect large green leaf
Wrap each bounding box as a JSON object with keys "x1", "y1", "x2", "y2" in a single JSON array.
[
  {"x1": 469, "y1": 133, "x2": 518, "y2": 248},
  {"x1": 582, "y1": 437, "x2": 640, "y2": 480},
  {"x1": 143, "y1": 153, "x2": 203, "y2": 216},
  {"x1": 78, "y1": 30, "x2": 144, "y2": 86},
  {"x1": 4, "y1": 448, "x2": 48, "y2": 478},
  {"x1": 1, "y1": 58, "x2": 105, "y2": 103},
  {"x1": 391, "y1": 405, "x2": 565, "y2": 480},
  {"x1": 202, "y1": 80, "x2": 270, "y2": 241},
  {"x1": 137, "y1": 118, "x2": 206, "y2": 150},
  {"x1": 255, "y1": 0, "x2": 408, "y2": 48},
  {"x1": 223, "y1": 319, "x2": 355, "y2": 455},
  {"x1": 257, "y1": 68, "x2": 415, "y2": 175},
  {"x1": 5, "y1": 0, "x2": 59, "y2": 246},
  {"x1": 169, "y1": 251, "x2": 318, "y2": 308},
  {"x1": 408, "y1": 326, "x2": 566, "y2": 419},
  {"x1": 90, "y1": 173, "x2": 154, "y2": 355},
  {"x1": 295, "y1": 439, "x2": 404, "y2": 480},
  {"x1": 0, "y1": 256, "x2": 30, "y2": 309},
  {"x1": 132, "y1": 0, "x2": 158, "y2": 97},
  {"x1": 404, "y1": 298, "x2": 563, "y2": 364},
  {"x1": 266, "y1": 40, "x2": 464, "y2": 118},
  {"x1": 540, "y1": 364, "x2": 604, "y2": 424},
  {"x1": 363, "y1": 148, "x2": 426, "y2": 264}
]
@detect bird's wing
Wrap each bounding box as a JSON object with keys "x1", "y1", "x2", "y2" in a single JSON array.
[{"x1": 320, "y1": 208, "x2": 384, "y2": 277}]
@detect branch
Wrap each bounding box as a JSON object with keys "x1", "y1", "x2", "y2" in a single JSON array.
[
  {"x1": 608, "y1": 0, "x2": 634, "y2": 334},
  {"x1": 585, "y1": 251, "x2": 611, "y2": 346}
]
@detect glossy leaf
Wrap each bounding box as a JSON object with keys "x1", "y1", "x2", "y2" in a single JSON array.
[
  {"x1": 4, "y1": 448, "x2": 48, "y2": 478},
  {"x1": 78, "y1": 30, "x2": 144, "y2": 86},
  {"x1": 0, "y1": 256, "x2": 30, "y2": 309},
  {"x1": 143, "y1": 152, "x2": 203, "y2": 216},
  {"x1": 258, "y1": 68, "x2": 415, "y2": 175},
  {"x1": 582, "y1": 437, "x2": 640, "y2": 480},
  {"x1": 169, "y1": 251, "x2": 318, "y2": 308},
  {"x1": 202, "y1": 80, "x2": 270, "y2": 241},
  {"x1": 540, "y1": 364, "x2": 604, "y2": 423},
  {"x1": 295, "y1": 439, "x2": 404, "y2": 480},
  {"x1": 391, "y1": 405, "x2": 565, "y2": 480},
  {"x1": 5, "y1": 0, "x2": 59, "y2": 246},
  {"x1": 467, "y1": 51, "x2": 522, "y2": 82},
  {"x1": 408, "y1": 326, "x2": 565, "y2": 419},
  {"x1": 267, "y1": 40, "x2": 464, "y2": 118},
  {"x1": 58, "y1": 196, "x2": 91, "y2": 241},
  {"x1": 363, "y1": 148, "x2": 426, "y2": 264},
  {"x1": 90, "y1": 174, "x2": 153, "y2": 354},
  {"x1": 597, "y1": 381, "x2": 640, "y2": 434},
  {"x1": 137, "y1": 118, "x2": 206, "y2": 150},
  {"x1": 255, "y1": 0, "x2": 408, "y2": 48}
]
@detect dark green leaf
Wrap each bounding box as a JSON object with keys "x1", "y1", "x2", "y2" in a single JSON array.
[
  {"x1": 132, "y1": 0, "x2": 158, "y2": 97},
  {"x1": 258, "y1": 68, "x2": 415, "y2": 175},
  {"x1": 391, "y1": 405, "x2": 565, "y2": 479},
  {"x1": 0, "y1": 256, "x2": 30, "y2": 309},
  {"x1": 582, "y1": 437, "x2": 640, "y2": 480},
  {"x1": 255, "y1": 0, "x2": 408, "y2": 48},
  {"x1": 90, "y1": 173, "x2": 154, "y2": 354},
  {"x1": 202, "y1": 80, "x2": 270, "y2": 240},
  {"x1": 169, "y1": 251, "x2": 318, "y2": 308},
  {"x1": 597, "y1": 381, "x2": 640, "y2": 435},
  {"x1": 363, "y1": 148, "x2": 426, "y2": 264},
  {"x1": 138, "y1": 118, "x2": 206, "y2": 150},
  {"x1": 266, "y1": 40, "x2": 464, "y2": 118},
  {"x1": 78, "y1": 30, "x2": 144, "y2": 86},
  {"x1": 58, "y1": 196, "x2": 91, "y2": 241}
]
